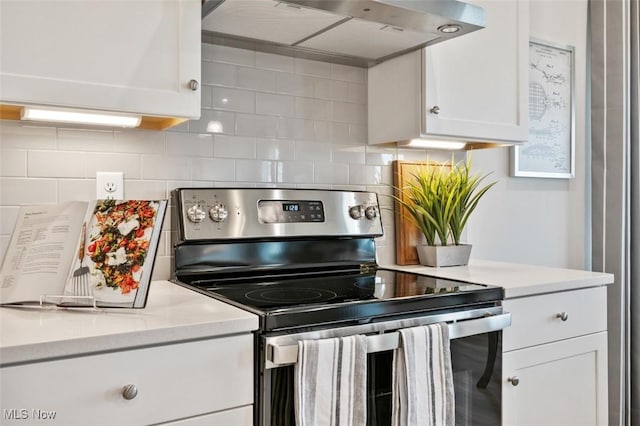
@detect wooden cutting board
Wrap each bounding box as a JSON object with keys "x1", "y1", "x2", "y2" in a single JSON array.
[{"x1": 392, "y1": 160, "x2": 448, "y2": 265}]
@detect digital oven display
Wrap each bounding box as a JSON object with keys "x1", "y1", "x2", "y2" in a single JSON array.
[
  {"x1": 258, "y1": 200, "x2": 324, "y2": 223},
  {"x1": 282, "y1": 203, "x2": 300, "y2": 212}
]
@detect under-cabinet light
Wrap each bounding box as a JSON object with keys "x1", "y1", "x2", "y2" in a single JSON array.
[
  {"x1": 404, "y1": 139, "x2": 467, "y2": 150},
  {"x1": 21, "y1": 106, "x2": 141, "y2": 128}
]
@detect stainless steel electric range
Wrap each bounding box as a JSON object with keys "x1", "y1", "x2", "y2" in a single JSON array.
[{"x1": 171, "y1": 188, "x2": 510, "y2": 426}]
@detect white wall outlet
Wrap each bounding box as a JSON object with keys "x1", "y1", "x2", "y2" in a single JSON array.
[{"x1": 96, "y1": 172, "x2": 124, "y2": 200}]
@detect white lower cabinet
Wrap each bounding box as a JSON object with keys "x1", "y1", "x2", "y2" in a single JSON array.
[
  {"x1": 0, "y1": 335, "x2": 254, "y2": 425},
  {"x1": 502, "y1": 287, "x2": 608, "y2": 426}
]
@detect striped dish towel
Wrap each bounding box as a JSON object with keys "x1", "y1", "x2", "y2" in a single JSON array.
[
  {"x1": 392, "y1": 323, "x2": 455, "y2": 426},
  {"x1": 295, "y1": 335, "x2": 367, "y2": 426}
]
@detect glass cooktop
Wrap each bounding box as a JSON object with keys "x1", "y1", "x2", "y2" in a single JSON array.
[{"x1": 177, "y1": 268, "x2": 503, "y2": 332}]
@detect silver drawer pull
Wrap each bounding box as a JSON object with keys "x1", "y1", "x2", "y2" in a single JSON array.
[
  {"x1": 508, "y1": 376, "x2": 520, "y2": 386},
  {"x1": 121, "y1": 384, "x2": 138, "y2": 400},
  {"x1": 556, "y1": 312, "x2": 569, "y2": 321}
]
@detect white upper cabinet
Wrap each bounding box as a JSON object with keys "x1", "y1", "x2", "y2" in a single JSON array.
[
  {"x1": 368, "y1": 0, "x2": 529, "y2": 146},
  {"x1": 0, "y1": 0, "x2": 201, "y2": 129}
]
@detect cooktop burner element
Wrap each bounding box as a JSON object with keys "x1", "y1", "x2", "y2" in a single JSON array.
[{"x1": 245, "y1": 288, "x2": 338, "y2": 305}]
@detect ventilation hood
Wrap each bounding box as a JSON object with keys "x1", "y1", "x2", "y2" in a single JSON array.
[{"x1": 202, "y1": 0, "x2": 485, "y2": 67}]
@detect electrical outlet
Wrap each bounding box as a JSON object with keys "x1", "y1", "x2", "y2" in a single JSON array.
[{"x1": 96, "y1": 172, "x2": 124, "y2": 200}]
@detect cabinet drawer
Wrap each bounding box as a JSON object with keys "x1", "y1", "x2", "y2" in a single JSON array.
[
  {"x1": 502, "y1": 286, "x2": 607, "y2": 352},
  {"x1": 0, "y1": 335, "x2": 253, "y2": 425}
]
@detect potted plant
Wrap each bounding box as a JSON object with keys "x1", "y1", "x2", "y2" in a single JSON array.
[{"x1": 393, "y1": 158, "x2": 496, "y2": 267}]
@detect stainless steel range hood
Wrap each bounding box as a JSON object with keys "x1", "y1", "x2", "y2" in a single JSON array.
[{"x1": 201, "y1": 0, "x2": 485, "y2": 67}]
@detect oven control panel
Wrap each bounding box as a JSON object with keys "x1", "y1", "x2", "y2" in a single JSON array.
[
  {"x1": 173, "y1": 188, "x2": 383, "y2": 241},
  {"x1": 257, "y1": 200, "x2": 325, "y2": 223}
]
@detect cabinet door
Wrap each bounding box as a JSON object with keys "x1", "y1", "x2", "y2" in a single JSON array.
[
  {"x1": 422, "y1": 0, "x2": 528, "y2": 142},
  {"x1": 502, "y1": 332, "x2": 608, "y2": 426},
  {"x1": 0, "y1": 0, "x2": 201, "y2": 121},
  {"x1": 0, "y1": 335, "x2": 253, "y2": 425}
]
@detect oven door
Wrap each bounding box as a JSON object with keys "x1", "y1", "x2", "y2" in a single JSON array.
[{"x1": 261, "y1": 307, "x2": 509, "y2": 426}]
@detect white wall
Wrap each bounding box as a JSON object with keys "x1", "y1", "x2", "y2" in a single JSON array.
[
  {"x1": 467, "y1": 0, "x2": 589, "y2": 269},
  {"x1": 0, "y1": 44, "x2": 441, "y2": 278}
]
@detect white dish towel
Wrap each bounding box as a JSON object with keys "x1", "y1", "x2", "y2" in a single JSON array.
[
  {"x1": 295, "y1": 335, "x2": 367, "y2": 426},
  {"x1": 392, "y1": 323, "x2": 455, "y2": 426}
]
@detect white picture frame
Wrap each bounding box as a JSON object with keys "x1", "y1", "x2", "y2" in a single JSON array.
[{"x1": 511, "y1": 38, "x2": 575, "y2": 179}]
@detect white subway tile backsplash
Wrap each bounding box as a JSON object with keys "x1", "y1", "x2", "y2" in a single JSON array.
[
  {"x1": 236, "y1": 160, "x2": 277, "y2": 183},
  {"x1": 0, "y1": 178, "x2": 57, "y2": 205},
  {"x1": 332, "y1": 101, "x2": 366, "y2": 124},
  {"x1": 190, "y1": 109, "x2": 236, "y2": 135},
  {"x1": 275, "y1": 118, "x2": 315, "y2": 141},
  {"x1": 1, "y1": 150, "x2": 26, "y2": 176},
  {"x1": 276, "y1": 73, "x2": 315, "y2": 97},
  {"x1": 257, "y1": 138, "x2": 295, "y2": 161},
  {"x1": 28, "y1": 151, "x2": 86, "y2": 178},
  {"x1": 202, "y1": 62, "x2": 237, "y2": 87},
  {"x1": 348, "y1": 82, "x2": 367, "y2": 103},
  {"x1": 205, "y1": 44, "x2": 255, "y2": 67},
  {"x1": 237, "y1": 67, "x2": 278, "y2": 92},
  {"x1": 331, "y1": 63, "x2": 366, "y2": 82},
  {"x1": 256, "y1": 52, "x2": 294, "y2": 73},
  {"x1": 365, "y1": 146, "x2": 397, "y2": 166},
  {"x1": 167, "y1": 132, "x2": 213, "y2": 157},
  {"x1": 57, "y1": 127, "x2": 115, "y2": 152},
  {"x1": 0, "y1": 122, "x2": 57, "y2": 150},
  {"x1": 113, "y1": 129, "x2": 165, "y2": 153},
  {"x1": 212, "y1": 87, "x2": 255, "y2": 113},
  {"x1": 86, "y1": 153, "x2": 142, "y2": 178},
  {"x1": 191, "y1": 158, "x2": 235, "y2": 181},
  {"x1": 295, "y1": 98, "x2": 332, "y2": 121},
  {"x1": 332, "y1": 145, "x2": 366, "y2": 164},
  {"x1": 314, "y1": 79, "x2": 349, "y2": 102},
  {"x1": 141, "y1": 155, "x2": 191, "y2": 180},
  {"x1": 200, "y1": 85, "x2": 213, "y2": 109},
  {"x1": 277, "y1": 161, "x2": 314, "y2": 183},
  {"x1": 349, "y1": 164, "x2": 383, "y2": 185},
  {"x1": 236, "y1": 113, "x2": 277, "y2": 138},
  {"x1": 256, "y1": 93, "x2": 295, "y2": 117},
  {"x1": 294, "y1": 141, "x2": 331, "y2": 162},
  {"x1": 57, "y1": 179, "x2": 95, "y2": 202},
  {"x1": 124, "y1": 180, "x2": 169, "y2": 200},
  {"x1": 213, "y1": 135, "x2": 256, "y2": 159},
  {"x1": 295, "y1": 58, "x2": 331, "y2": 77},
  {"x1": 314, "y1": 163, "x2": 349, "y2": 184}
]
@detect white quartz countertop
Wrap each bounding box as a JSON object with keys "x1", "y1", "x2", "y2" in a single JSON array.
[
  {"x1": 379, "y1": 259, "x2": 614, "y2": 298},
  {"x1": 0, "y1": 281, "x2": 259, "y2": 366}
]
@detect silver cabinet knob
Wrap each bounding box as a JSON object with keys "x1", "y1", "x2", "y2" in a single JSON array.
[
  {"x1": 121, "y1": 384, "x2": 138, "y2": 400},
  {"x1": 189, "y1": 79, "x2": 200, "y2": 91},
  {"x1": 430, "y1": 105, "x2": 440, "y2": 115},
  {"x1": 349, "y1": 205, "x2": 364, "y2": 220},
  {"x1": 556, "y1": 312, "x2": 569, "y2": 321},
  {"x1": 507, "y1": 376, "x2": 520, "y2": 387}
]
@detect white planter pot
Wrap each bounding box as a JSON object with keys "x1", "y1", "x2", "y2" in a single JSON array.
[{"x1": 416, "y1": 244, "x2": 472, "y2": 267}]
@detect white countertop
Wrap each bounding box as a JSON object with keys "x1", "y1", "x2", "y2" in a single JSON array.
[
  {"x1": 379, "y1": 259, "x2": 614, "y2": 298},
  {"x1": 0, "y1": 281, "x2": 259, "y2": 366}
]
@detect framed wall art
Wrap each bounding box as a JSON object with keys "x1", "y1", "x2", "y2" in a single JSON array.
[{"x1": 511, "y1": 38, "x2": 575, "y2": 178}]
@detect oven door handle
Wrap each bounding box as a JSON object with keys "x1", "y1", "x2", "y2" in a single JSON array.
[{"x1": 266, "y1": 312, "x2": 511, "y2": 368}]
